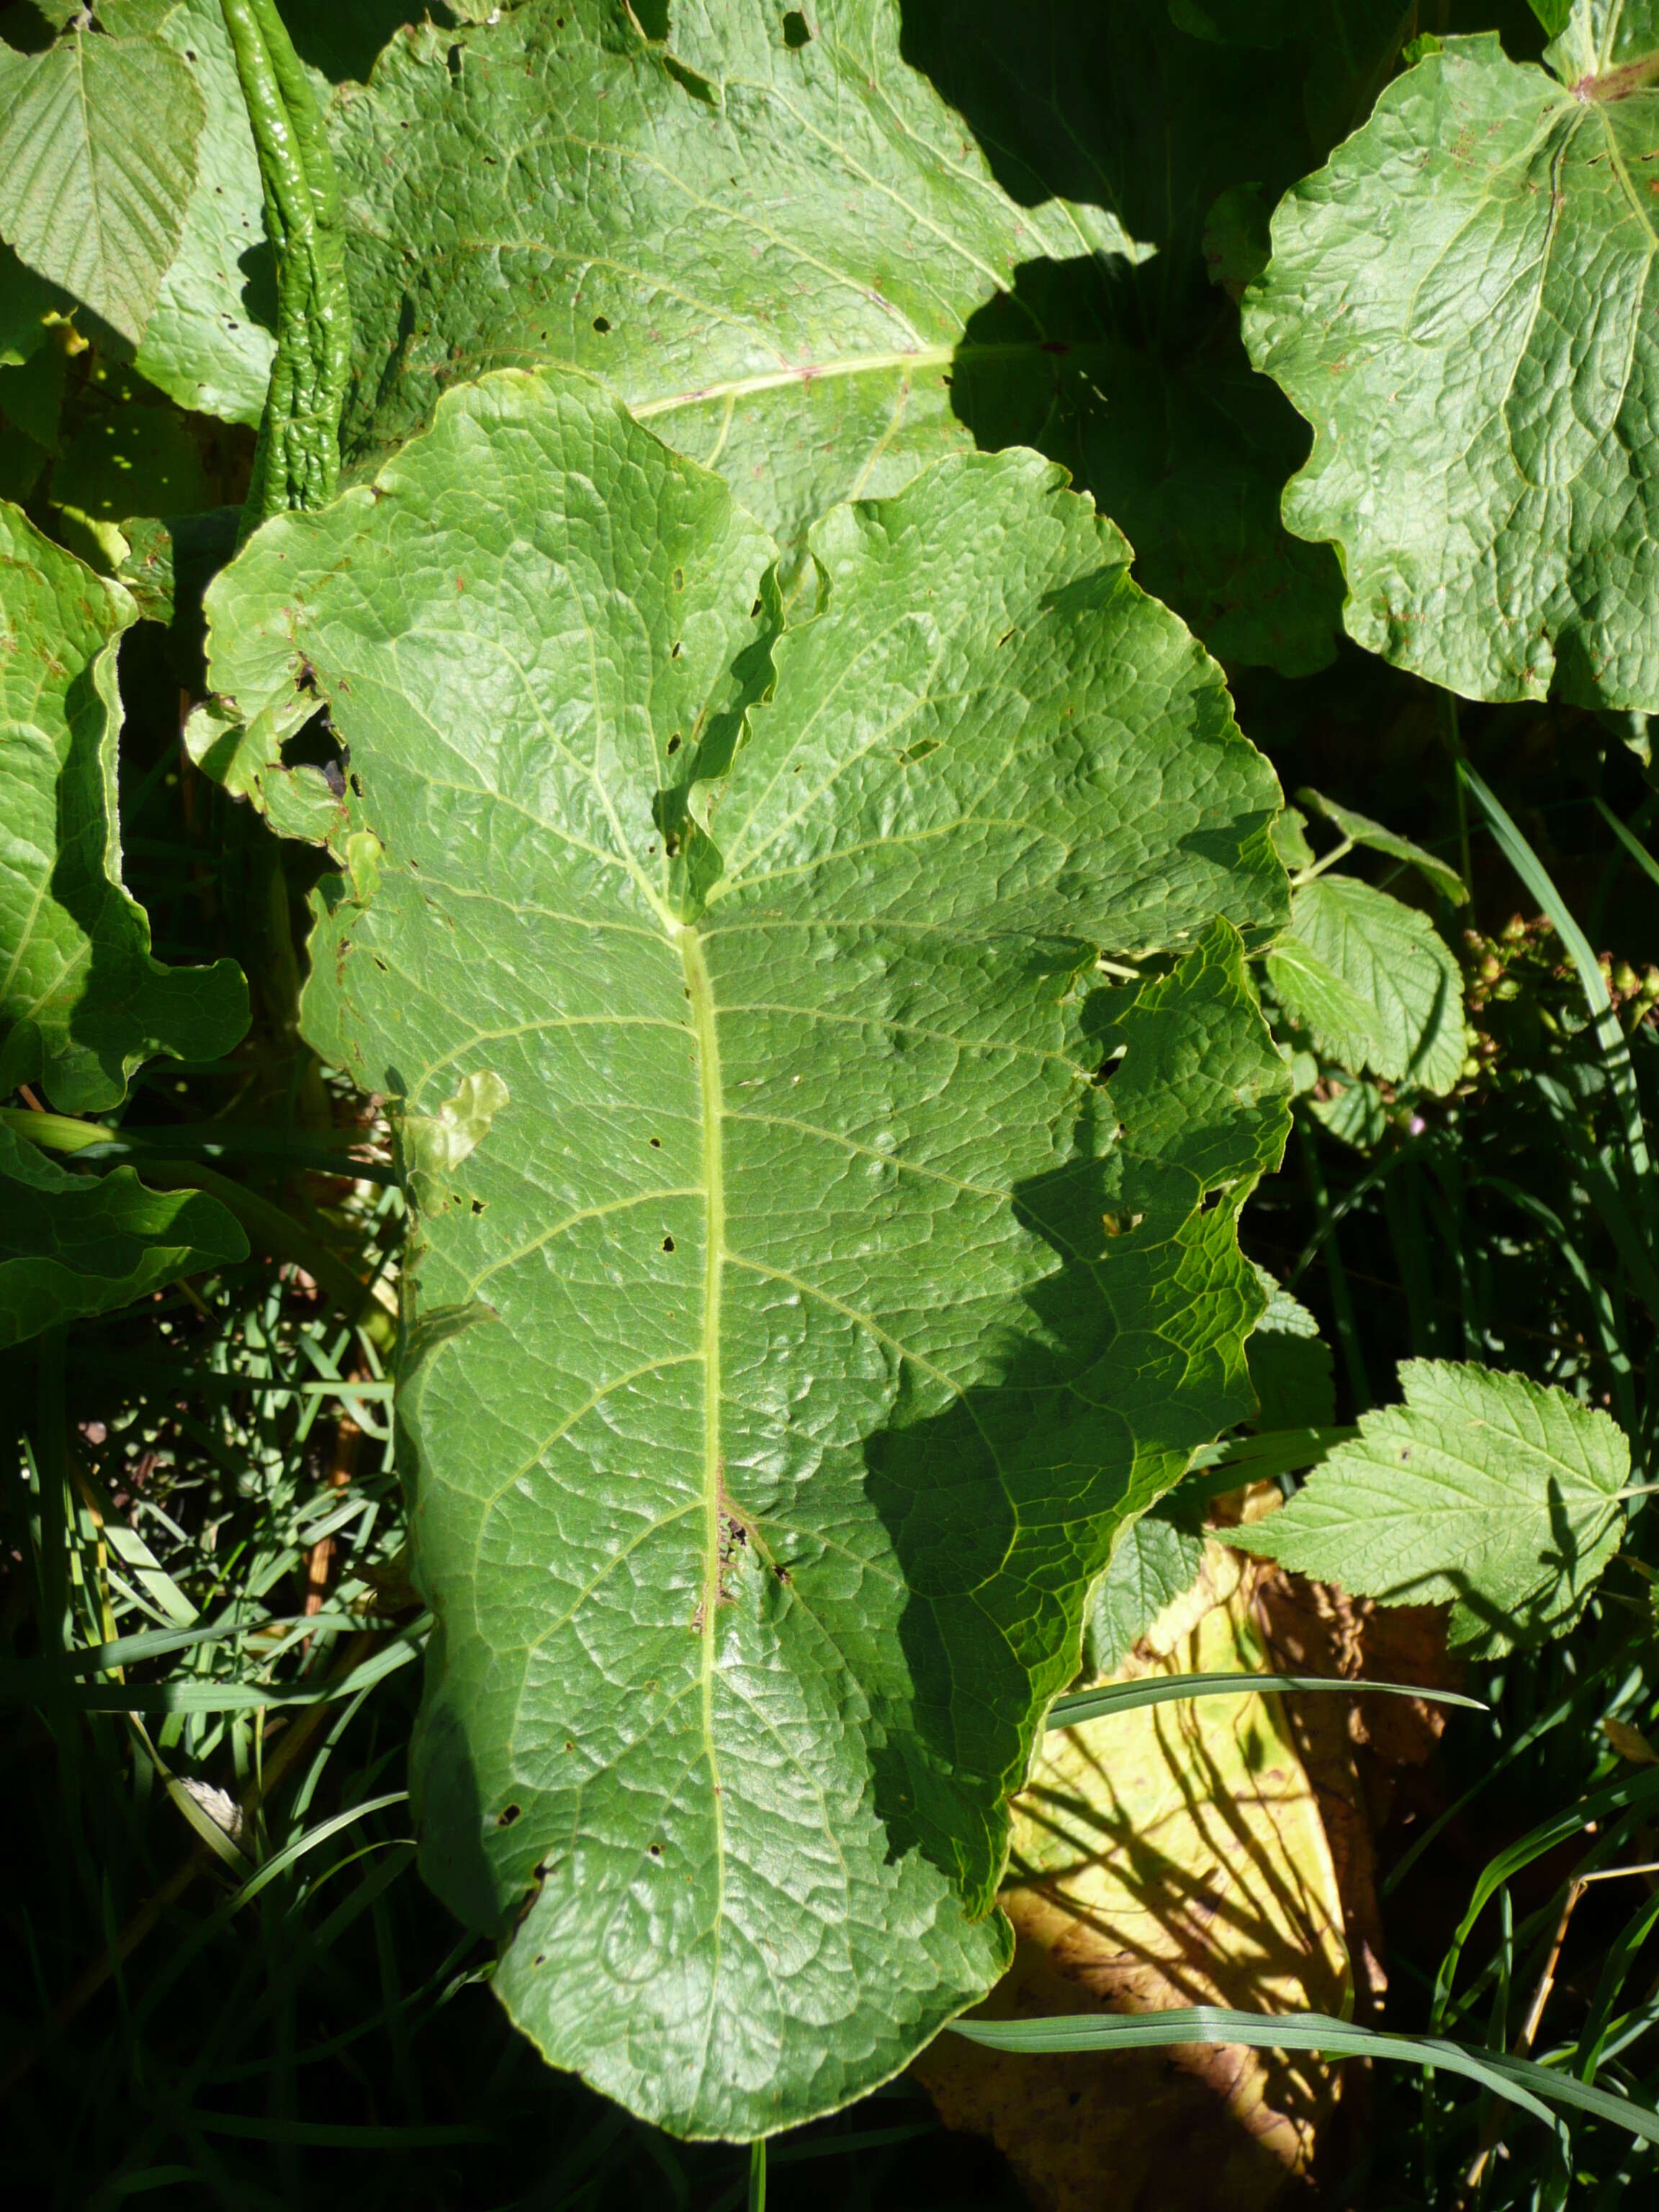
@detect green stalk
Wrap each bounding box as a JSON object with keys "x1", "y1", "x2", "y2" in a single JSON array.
[{"x1": 221, "y1": 0, "x2": 352, "y2": 526}]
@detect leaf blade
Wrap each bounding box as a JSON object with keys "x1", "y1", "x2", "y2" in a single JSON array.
[
  {"x1": 0, "y1": 29, "x2": 204, "y2": 348},
  {"x1": 202, "y1": 368, "x2": 1290, "y2": 2136},
  {"x1": 0, "y1": 500, "x2": 248, "y2": 1110},
  {"x1": 1234, "y1": 1359, "x2": 1629, "y2": 1653}
]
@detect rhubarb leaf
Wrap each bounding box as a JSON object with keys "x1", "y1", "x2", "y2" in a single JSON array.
[{"x1": 202, "y1": 367, "x2": 1290, "y2": 2136}]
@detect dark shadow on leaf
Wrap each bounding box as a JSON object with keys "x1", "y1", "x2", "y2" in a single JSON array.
[
  {"x1": 835, "y1": 934, "x2": 1278, "y2": 1913},
  {"x1": 36, "y1": 656, "x2": 245, "y2": 1108}
]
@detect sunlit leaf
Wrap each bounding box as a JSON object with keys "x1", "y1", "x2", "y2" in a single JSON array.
[{"x1": 201, "y1": 367, "x2": 1290, "y2": 2135}]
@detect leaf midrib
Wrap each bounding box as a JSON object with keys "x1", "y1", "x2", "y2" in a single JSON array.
[{"x1": 676, "y1": 918, "x2": 727, "y2": 1903}]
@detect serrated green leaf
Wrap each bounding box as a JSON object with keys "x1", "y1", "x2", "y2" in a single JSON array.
[
  {"x1": 1245, "y1": 31, "x2": 1659, "y2": 708},
  {"x1": 1298, "y1": 786, "x2": 1468, "y2": 905},
  {"x1": 1267, "y1": 877, "x2": 1465, "y2": 1094},
  {"x1": 1084, "y1": 1511, "x2": 1207, "y2": 1673},
  {"x1": 1248, "y1": 1264, "x2": 1335, "y2": 1429},
  {"x1": 1308, "y1": 1075, "x2": 1390, "y2": 1149},
  {"x1": 133, "y1": 0, "x2": 278, "y2": 427},
  {"x1": 0, "y1": 500, "x2": 247, "y2": 1110},
  {"x1": 1235, "y1": 1359, "x2": 1628, "y2": 1653},
  {"x1": 0, "y1": 27, "x2": 204, "y2": 348},
  {"x1": 202, "y1": 367, "x2": 1290, "y2": 2136},
  {"x1": 0, "y1": 1122, "x2": 246, "y2": 1348}
]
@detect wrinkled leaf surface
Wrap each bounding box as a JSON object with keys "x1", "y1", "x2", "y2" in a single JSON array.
[
  {"x1": 1246, "y1": 29, "x2": 1659, "y2": 706},
  {"x1": 202, "y1": 368, "x2": 1291, "y2": 2134}
]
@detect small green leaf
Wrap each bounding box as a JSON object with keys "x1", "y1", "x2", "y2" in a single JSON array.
[
  {"x1": 0, "y1": 1123, "x2": 246, "y2": 1348},
  {"x1": 1235, "y1": 1360, "x2": 1629, "y2": 1653},
  {"x1": 1087, "y1": 1513, "x2": 1207, "y2": 1672},
  {"x1": 202, "y1": 367, "x2": 1290, "y2": 2137},
  {"x1": 1246, "y1": 32, "x2": 1659, "y2": 707},
  {"x1": 0, "y1": 500, "x2": 247, "y2": 1110},
  {"x1": 1247, "y1": 1264, "x2": 1334, "y2": 1430},
  {"x1": 1267, "y1": 877, "x2": 1465, "y2": 1094},
  {"x1": 1298, "y1": 786, "x2": 1468, "y2": 905},
  {"x1": 0, "y1": 27, "x2": 204, "y2": 348},
  {"x1": 1308, "y1": 1076, "x2": 1390, "y2": 1150}
]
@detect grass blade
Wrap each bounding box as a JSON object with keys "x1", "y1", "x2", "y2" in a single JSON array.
[
  {"x1": 1459, "y1": 761, "x2": 1651, "y2": 1185},
  {"x1": 1048, "y1": 1673, "x2": 1485, "y2": 1730},
  {"x1": 947, "y1": 2005, "x2": 1659, "y2": 2145}
]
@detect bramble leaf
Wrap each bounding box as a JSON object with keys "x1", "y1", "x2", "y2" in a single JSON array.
[
  {"x1": 202, "y1": 367, "x2": 1290, "y2": 2136},
  {"x1": 1267, "y1": 878, "x2": 1465, "y2": 1094},
  {"x1": 1298, "y1": 787, "x2": 1469, "y2": 906},
  {"x1": 0, "y1": 26, "x2": 204, "y2": 349},
  {"x1": 1235, "y1": 1360, "x2": 1629, "y2": 1653},
  {"x1": 1087, "y1": 1512, "x2": 1207, "y2": 1673},
  {"x1": 0, "y1": 1123, "x2": 246, "y2": 1349},
  {"x1": 0, "y1": 500, "x2": 247, "y2": 1110},
  {"x1": 1246, "y1": 30, "x2": 1659, "y2": 707}
]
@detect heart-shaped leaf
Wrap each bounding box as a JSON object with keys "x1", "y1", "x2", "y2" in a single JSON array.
[{"x1": 202, "y1": 368, "x2": 1290, "y2": 2136}]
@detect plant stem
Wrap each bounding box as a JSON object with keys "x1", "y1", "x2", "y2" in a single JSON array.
[
  {"x1": 1441, "y1": 688, "x2": 1474, "y2": 904},
  {"x1": 1299, "y1": 1117, "x2": 1370, "y2": 1411},
  {"x1": 220, "y1": 0, "x2": 352, "y2": 526}
]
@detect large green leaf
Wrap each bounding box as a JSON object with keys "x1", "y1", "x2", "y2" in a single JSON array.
[
  {"x1": 132, "y1": 0, "x2": 277, "y2": 426},
  {"x1": 0, "y1": 25, "x2": 204, "y2": 349},
  {"x1": 0, "y1": 500, "x2": 247, "y2": 1110},
  {"x1": 328, "y1": 0, "x2": 1138, "y2": 553},
  {"x1": 323, "y1": 0, "x2": 1357, "y2": 669},
  {"x1": 1267, "y1": 876, "x2": 1466, "y2": 1094},
  {"x1": 0, "y1": 1123, "x2": 246, "y2": 1349},
  {"x1": 1236, "y1": 1360, "x2": 1629, "y2": 1653},
  {"x1": 1245, "y1": 27, "x2": 1659, "y2": 707},
  {"x1": 202, "y1": 368, "x2": 1290, "y2": 2135}
]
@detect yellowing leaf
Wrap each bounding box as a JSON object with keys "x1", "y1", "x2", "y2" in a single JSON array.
[{"x1": 917, "y1": 1543, "x2": 1349, "y2": 2204}]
